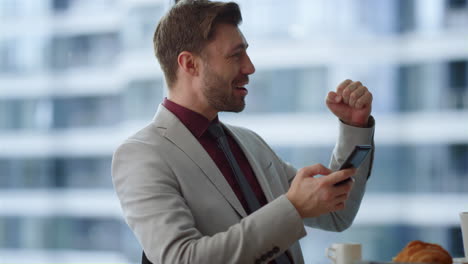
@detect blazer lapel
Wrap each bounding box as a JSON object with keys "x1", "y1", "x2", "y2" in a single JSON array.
[
  {"x1": 153, "y1": 106, "x2": 247, "y2": 217},
  {"x1": 224, "y1": 125, "x2": 276, "y2": 203}
]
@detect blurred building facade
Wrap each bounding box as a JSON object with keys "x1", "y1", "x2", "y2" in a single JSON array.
[{"x1": 1, "y1": 0, "x2": 468, "y2": 263}]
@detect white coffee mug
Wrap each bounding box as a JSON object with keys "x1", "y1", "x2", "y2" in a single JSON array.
[
  {"x1": 326, "y1": 243, "x2": 362, "y2": 264},
  {"x1": 460, "y1": 212, "x2": 468, "y2": 258}
]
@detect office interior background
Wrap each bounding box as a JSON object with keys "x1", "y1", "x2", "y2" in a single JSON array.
[{"x1": 1, "y1": 0, "x2": 468, "y2": 263}]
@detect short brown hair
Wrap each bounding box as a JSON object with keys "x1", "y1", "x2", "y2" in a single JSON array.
[{"x1": 153, "y1": 0, "x2": 242, "y2": 87}]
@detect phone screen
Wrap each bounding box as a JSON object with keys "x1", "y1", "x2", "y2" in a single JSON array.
[
  {"x1": 339, "y1": 145, "x2": 372, "y2": 170},
  {"x1": 335, "y1": 145, "x2": 372, "y2": 186}
]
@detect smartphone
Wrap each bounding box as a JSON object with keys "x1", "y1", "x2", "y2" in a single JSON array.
[{"x1": 334, "y1": 145, "x2": 373, "y2": 186}]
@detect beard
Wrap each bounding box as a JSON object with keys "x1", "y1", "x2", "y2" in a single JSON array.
[{"x1": 201, "y1": 64, "x2": 248, "y2": 113}]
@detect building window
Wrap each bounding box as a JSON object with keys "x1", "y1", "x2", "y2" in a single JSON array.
[
  {"x1": 51, "y1": 0, "x2": 116, "y2": 14},
  {"x1": 49, "y1": 33, "x2": 119, "y2": 70},
  {"x1": 63, "y1": 157, "x2": 113, "y2": 188},
  {"x1": 52, "y1": 0, "x2": 70, "y2": 12},
  {"x1": 0, "y1": 98, "x2": 50, "y2": 131},
  {"x1": 449, "y1": 144, "x2": 468, "y2": 181},
  {"x1": 0, "y1": 217, "x2": 22, "y2": 248},
  {"x1": 445, "y1": 0, "x2": 468, "y2": 28},
  {"x1": 396, "y1": 0, "x2": 415, "y2": 33},
  {"x1": 397, "y1": 64, "x2": 423, "y2": 112},
  {"x1": 123, "y1": 5, "x2": 164, "y2": 50},
  {"x1": 448, "y1": 0, "x2": 467, "y2": 9},
  {"x1": 52, "y1": 95, "x2": 121, "y2": 129},
  {"x1": 0, "y1": 39, "x2": 19, "y2": 73},
  {"x1": 246, "y1": 67, "x2": 327, "y2": 113},
  {"x1": 124, "y1": 79, "x2": 164, "y2": 121},
  {"x1": 447, "y1": 60, "x2": 468, "y2": 109},
  {"x1": 0, "y1": 157, "x2": 113, "y2": 189}
]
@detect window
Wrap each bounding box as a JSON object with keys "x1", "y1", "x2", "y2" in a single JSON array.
[
  {"x1": 124, "y1": 79, "x2": 164, "y2": 121},
  {"x1": 246, "y1": 67, "x2": 327, "y2": 113},
  {"x1": 0, "y1": 98, "x2": 50, "y2": 131},
  {"x1": 123, "y1": 6, "x2": 164, "y2": 50},
  {"x1": 447, "y1": 60, "x2": 468, "y2": 109},
  {"x1": 43, "y1": 217, "x2": 125, "y2": 252},
  {"x1": 448, "y1": 60, "x2": 467, "y2": 89},
  {"x1": 396, "y1": 0, "x2": 416, "y2": 33},
  {"x1": 52, "y1": 0, "x2": 70, "y2": 12},
  {"x1": 397, "y1": 64, "x2": 423, "y2": 112},
  {"x1": 0, "y1": 217, "x2": 21, "y2": 248},
  {"x1": 51, "y1": 0, "x2": 116, "y2": 14},
  {"x1": 272, "y1": 146, "x2": 334, "y2": 170},
  {"x1": 0, "y1": 157, "x2": 113, "y2": 189},
  {"x1": 448, "y1": 0, "x2": 467, "y2": 9},
  {"x1": 0, "y1": 39, "x2": 19, "y2": 73},
  {"x1": 64, "y1": 157, "x2": 113, "y2": 188},
  {"x1": 49, "y1": 33, "x2": 119, "y2": 70},
  {"x1": 449, "y1": 144, "x2": 468, "y2": 185},
  {"x1": 445, "y1": 0, "x2": 468, "y2": 28},
  {"x1": 53, "y1": 95, "x2": 121, "y2": 129}
]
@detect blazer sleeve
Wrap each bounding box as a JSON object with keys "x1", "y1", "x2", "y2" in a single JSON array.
[
  {"x1": 250, "y1": 117, "x2": 375, "y2": 232},
  {"x1": 112, "y1": 140, "x2": 306, "y2": 264},
  {"x1": 303, "y1": 116, "x2": 375, "y2": 231}
]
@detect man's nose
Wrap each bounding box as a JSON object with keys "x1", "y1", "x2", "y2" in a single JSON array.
[{"x1": 241, "y1": 53, "x2": 256, "y2": 75}]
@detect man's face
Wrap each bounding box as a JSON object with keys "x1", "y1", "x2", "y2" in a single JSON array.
[{"x1": 199, "y1": 23, "x2": 256, "y2": 113}]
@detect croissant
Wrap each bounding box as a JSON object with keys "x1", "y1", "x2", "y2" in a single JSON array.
[{"x1": 393, "y1": 240, "x2": 452, "y2": 264}]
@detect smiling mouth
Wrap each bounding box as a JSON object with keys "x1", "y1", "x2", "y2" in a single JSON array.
[
  {"x1": 234, "y1": 81, "x2": 248, "y2": 88},
  {"x1": 233, "y1": 77, "x2": 249, "y2": 95},
  {"x1": 234, "y1": 86, "x2": 248, "y2": 96}
]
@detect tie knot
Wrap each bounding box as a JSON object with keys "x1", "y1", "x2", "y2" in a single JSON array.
[{"x1": 207, "y1": 122, "x2": 225, "y2": 139}]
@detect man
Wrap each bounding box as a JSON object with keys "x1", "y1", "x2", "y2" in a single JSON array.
[{"x1": 112, "y1": 1, "x2": 375, "y2": 264}]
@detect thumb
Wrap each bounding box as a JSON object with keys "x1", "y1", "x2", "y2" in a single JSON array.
[
  {"x1": 297, "y1": 164, "x2": 333, "y2": 179},
  {"x1": 326, "y1": 91, "x2": 342, "y2": 104}
]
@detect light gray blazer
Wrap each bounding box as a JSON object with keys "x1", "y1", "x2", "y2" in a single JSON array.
[{"x1": 112, "y1": 105, "x2": 375, "y2": 264}]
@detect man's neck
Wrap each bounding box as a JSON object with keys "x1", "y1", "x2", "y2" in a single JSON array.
[{"x1": 167, "y1": 92, "x2": 218, "y2": 121}]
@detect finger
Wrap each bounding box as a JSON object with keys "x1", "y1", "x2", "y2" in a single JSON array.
[
  {"x1": 333, "y1": 193, "x2": 351, "y2": 210},
  {"x1": 349, "y1": 86, "x2": 367, "y2": 108},
  {"x1": 342, "y1": 81, "x2": 361, "y2": 105},
  {"x1": 297, "y1": 164, "x2": 333, "y2": 179},
  {"x1": 336, "y1": 79, "x2": 352, "y2": 95},
  {"x1": 323, "y1": 168, "x2": 356, "y2": 185},
  {"x1": 355, "y1": 91, "x2": 373, "y2": 109},
  {"x1": 334, "y1": 179, "x2": 354, "y2": 195},
  {"x1": 326, "y1": 91, "x2": 342, "y2": 104}
]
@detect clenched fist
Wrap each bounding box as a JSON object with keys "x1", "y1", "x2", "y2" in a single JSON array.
[{"x1": 326, "y1": 79, "x2": 373, "y2": 127}]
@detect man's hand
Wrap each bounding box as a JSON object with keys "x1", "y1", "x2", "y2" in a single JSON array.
[
  {"x1": 286, "y1": 164, "x2": 356, "y2": 219},
  {"x1": 326, "y1": 79, "x2": 373, "y2": 127}
]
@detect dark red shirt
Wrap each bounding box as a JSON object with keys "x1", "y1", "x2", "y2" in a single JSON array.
[{"x1": 162, "y1": 98, "x2": 268, "y2": 214}]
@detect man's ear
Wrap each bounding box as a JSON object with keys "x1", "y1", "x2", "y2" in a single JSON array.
[{"x1": 177, "y1": 51, "x2": 200, "y2": 77}]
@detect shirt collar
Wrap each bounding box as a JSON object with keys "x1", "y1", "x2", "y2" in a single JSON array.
[{"x1": 162, "y1": 98, "x2": 219, "y2": 138}]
